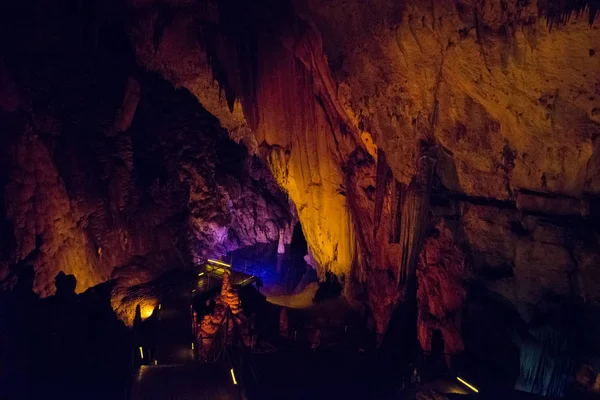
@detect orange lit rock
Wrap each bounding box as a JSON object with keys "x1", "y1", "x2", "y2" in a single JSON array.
[
  {"x1": 128, "y1": 2, "x2": 372, "y2": 281},
  {"x1": 6, "y1": 0, "x2": 600, "y2": 342},
  {"x1": 4, "y1": 131, "x2": 105, "y2": 295},
  {"x1": 304, "y1": 0, "x2": 600, "y2": 199},
  {"x1": 110, "y1": 264, "x2": 159, "y2": 327},
  {"x1": 196, "y1": 272, "x2": 249, "y2": 358},
  {"x1": 417, "y1": 221, "x2": 469, "y2": 360}
]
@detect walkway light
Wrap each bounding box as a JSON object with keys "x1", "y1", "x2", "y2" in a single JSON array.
[
  {"x1": 457, "y1": 377, "x2": 479, "y2": 393},
  {"x1": 230, "y1": 368, "x2": 238, "y2": 385},
  {"x1": 208, "y1": 259, "x2": 231, "y2": 267},
  {"x1": 139, "y1": 346, "x2": 144, "y2": 359}
]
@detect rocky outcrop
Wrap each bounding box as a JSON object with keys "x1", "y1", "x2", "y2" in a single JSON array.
[
  {"x1": 195, "y1": 272, "x2": 250, "y2": 359},
  {"x1": 122, "y1": 0, "x2": 600, "y2": 337},
  {"x1": 3, "y1": 2, "x2": 600, "y2": 385},
  {"x1": 0, "y1": 0, "x2": 292, "y2": 298},
  {"x1": 130, "y1": 74, "x2": 293, "y2": 263},
  {"x1": 417, "y1": 221, "x2": 468, "y2": 363}
]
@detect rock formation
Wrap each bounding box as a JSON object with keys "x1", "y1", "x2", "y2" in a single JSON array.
[
  {"x1": 0, "y1": 1, "x2": 292, "y2": 303},
  {"x1": 119, "y1": 0, "x2": 600, "y2": 389},
  {"x1": 195, "y1": 272, "x2": 250, "y2": 359},
  {"x1": 2, "y1": 0, "x2": 600, "y2": 392},
  {"x1": 121, "y1": 0, "x2": 600, "y2": 344},
  {"x1": 417, "y1": 221, "x2": 468, "y2": 365}
]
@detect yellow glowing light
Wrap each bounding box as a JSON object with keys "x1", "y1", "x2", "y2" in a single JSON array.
[
  {"x1": 207, "y1": 259, "x2": 231, "y2": 267},
  {"x1": 457, "y1": 377, "x2": 479, "y2": 393},
  {"x1": 230, "y1": 368, "x2": 238, "y2": 385},
  {"x1": 158, "y1": 304, "x2": 161, "y2": 310},
  {"x1": 141, "y1": 306, "x2": 154, "y2": 319},
  {"x1": 191, "y1": 343, "x2": 195, "y2": 350},
  {"x1": 139, "y1": 346, "x2": 144, "y2": 359},
  {"x1": 198, "y1": 272, "x2": 205, "y2": 276},
  {"x1": 154, "y1": 359, "x2": 157, "y2": 365}
]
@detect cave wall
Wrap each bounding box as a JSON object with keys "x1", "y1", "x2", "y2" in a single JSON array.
[
  {"x1": 129, "y1": 73, "x2": 293, "y2": 263},
  {"x1": 0, "y1": 0, "x2": 292, "y2": 296},
  {"x1": 122, "y1": 0, "x2": 600, "y2": 344},
  {"x1": 300, "y1": 0, "x2": 600, "y2": 197},
  {"x1": 3, "y1": 1, "x2": 600, "y2": 375},
  {"x1": 128, "y1": 1, "x2": 368, "y2": 281}
]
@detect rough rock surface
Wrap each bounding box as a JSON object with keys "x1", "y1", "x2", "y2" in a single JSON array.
[
  {"x1": 417, "y1": 221, "x2": 468, "y2": 360},
  {"x1": 3, "y1": 1, "x2": 600, "y2": 383},
  {"x1": 0, "y1": 1, "x2": 292, "y2": 298},
  {"x1": 122, "y1": 0, "x2": 600, "y2": 340},
  {"x1": 195, "y1": 272, "x2": 249, "y2": 359}
]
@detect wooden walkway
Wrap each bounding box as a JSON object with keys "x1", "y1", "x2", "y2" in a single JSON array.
[
  {"x1": 197, "y1": 261, "x2": 259, "y2": 288},
  {"x1": 130, "y1": 261, "x2": 256, "y2": 399},
  {"x1": 131, "y1": 364, "x2": 239, "y2": 400}
]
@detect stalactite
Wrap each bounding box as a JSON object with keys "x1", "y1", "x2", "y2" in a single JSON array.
[
  {"x1": 396, "y1": 147, "x2": 437, "y2": 286},
  {"x1": 389, "y1": 180, "x2": 404, "y2": 244},
  {"x1": 374, "y1": 148, "x2": 392, "y2": 238},
  {"x1": 190, "y1": 0, "x2": 371, "y2": 276},
  {"x1": 538, "y1": 0, "x2": 600, "y2": 27},
  {"x1": 345, "y1": 155, "x2": 371, "y2": 284}
]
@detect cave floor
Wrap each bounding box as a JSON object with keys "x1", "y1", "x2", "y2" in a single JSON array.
[
  {"x1": 155, "y1": 286, "x2": 195, "y2": 365},
  {"x1": 131, "y1": 363, "x2": 240, "y2": 400},
  {"x1": 266, "y1": 281, "x2": 319, "y2": 308}
]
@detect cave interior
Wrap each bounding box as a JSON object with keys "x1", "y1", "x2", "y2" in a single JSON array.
[{"x1": 2, "y1": 0, "x2": 600, "y2": 399}]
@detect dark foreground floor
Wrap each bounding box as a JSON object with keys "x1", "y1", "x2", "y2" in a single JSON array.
[{"x1": 131, "y1": 363, "x2": 241, "y2": 400}]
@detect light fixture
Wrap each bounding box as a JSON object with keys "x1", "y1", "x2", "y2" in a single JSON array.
[
  {"x1": 154, "y1": 360, "x2": 158, "y2": 365},
  {"x1": 230, "y1": 368, "x2": 238, "y2": 385},
  {"x1": 208, "y1": 259, "x2": 231, "y2": 267},
  {"x1": 139, "y1": 346, "x2": 144, "y2": 359},
  {"x1": 457, "y1": 377, "x2": 479, "y2": 393},
  {"x1": 158, "y1": 304, "x2": 161, "y2": 310},
  {"x1": 191, "y1": 343, "x2": 195, "y2": 350},
  {"x1": 141, "y1": 306, "x2": 154, "y2": 319},
  {"x1": 198, "y1": 272, "x2": 205, "y2": 276}
]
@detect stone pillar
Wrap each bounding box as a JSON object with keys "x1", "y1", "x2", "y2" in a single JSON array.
[{"x1": 277, "y1": 229, "x2": 285, "y2": 254}]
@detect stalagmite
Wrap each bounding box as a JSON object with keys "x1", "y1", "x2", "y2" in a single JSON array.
[
  {"x1": 277, "y1": 229, "x2": 286, "y2": 254},
  {"x1": 196, "y1": 272, "x2": 249, "y2": 360}
]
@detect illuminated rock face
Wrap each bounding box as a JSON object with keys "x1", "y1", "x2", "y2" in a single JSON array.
[
  {"x1": 304, "y1": 0, "x2": 600, "y2": 196},
  {"x1": 417, "y1": 222, "x2": 468, "y2": 361},
  {"x1": 3, "y1": 131, "x2": 105, "y2": 295},
  {"x1": 129, "y1": 4, "x2": 363, "y2": 279},
  {"x1": 4, "y1": 0, "x2": 600, "y2": 348},
  {"x1": 125, "y1": 0, "x2": 600, "y2": 336},
  {"x1": 196, "y1": 272, "x2": 249, "y2": 359}
]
